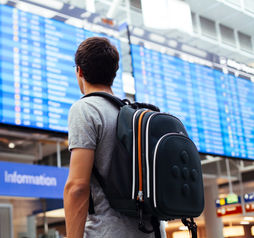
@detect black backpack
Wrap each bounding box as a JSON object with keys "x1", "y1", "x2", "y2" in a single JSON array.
[{"x1": 85, "y1": 92, "x2": 204, "y2": 238}]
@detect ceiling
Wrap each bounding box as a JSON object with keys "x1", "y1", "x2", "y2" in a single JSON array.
[{"x1": 92, "y1": 0, "x2": 254, "y2": 65}]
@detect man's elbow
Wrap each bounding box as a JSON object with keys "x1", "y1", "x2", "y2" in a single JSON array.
[{"x1": 64, "y1": 180, "x2": 90, "y2": 200}]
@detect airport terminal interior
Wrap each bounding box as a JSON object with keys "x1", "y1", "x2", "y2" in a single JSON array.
[{"x1": 0, "y1": 0, "x2": 254, "y2": 237}]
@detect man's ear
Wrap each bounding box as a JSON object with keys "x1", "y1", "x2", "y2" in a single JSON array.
[{"x1": 77, "y1": 66, "x2": 83, "y2": 77}]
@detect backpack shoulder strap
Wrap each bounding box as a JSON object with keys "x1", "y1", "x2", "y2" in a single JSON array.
[
  {"x1": 82, "y1": 92, "x2": 126, "y2": 108},
  {"x1": 83, "y1": 92, "x2": 160, "y2": 112},
  {"x1": 88, "y1": 167, "x2": 104, "y2": 215}
]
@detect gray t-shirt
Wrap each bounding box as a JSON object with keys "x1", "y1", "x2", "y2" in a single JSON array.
[{"x1": 68, "y1": 96, "x2": 154, "y2": 238}]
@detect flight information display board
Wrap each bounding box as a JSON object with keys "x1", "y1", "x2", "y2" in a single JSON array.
[
  {"x1": 0, "y1": 4, "x2": 124, "y2": 133},
  {"x1": 131, "y1": 44, "x2": 254, "y2": 160}
]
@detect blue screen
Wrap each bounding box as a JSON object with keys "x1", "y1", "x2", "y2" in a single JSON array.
[
  {"x1": 131, "y1": 44, "x2": 254, "y2": 160},
  {"x1": 0, "y1": 5, "x2": 124, "y2": 132}
]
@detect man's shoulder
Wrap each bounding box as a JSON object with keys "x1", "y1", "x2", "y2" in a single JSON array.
[
  {"x1": 69, "y1": 97, "x2": 100, "y2": 113},
  {"x1": 69, "y1": 96, "x2": 119, "y2": 124},
  {"x1": 71, "y1": 96, "x2": 118, "y2": 113}
]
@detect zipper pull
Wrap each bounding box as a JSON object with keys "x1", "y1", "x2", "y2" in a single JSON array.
[{"x1": 137, "y1": 191, "x2": 144, "y2": 201}]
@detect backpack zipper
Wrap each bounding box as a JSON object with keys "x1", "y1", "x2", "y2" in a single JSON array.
[
  {"x1": 145, "y1": 112, "x2": 160, "y2": 198},
  {"x1": 145, "y1": 113, "x2": 187, "y2": 198},
  {"x1": 153, "y1": 132, "x2": 187, "y2": 208},
  {"x1": 137, "y1": 110, "x2": 149, "y2": 201},
  {"x1": 132, "y1": 109, "x2": 143, "y2": 199},
  {"x1": 135, "y1": 112, "x2": 187, "y2": 201}
]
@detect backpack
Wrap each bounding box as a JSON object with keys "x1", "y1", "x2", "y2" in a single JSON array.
[{"x1": 85, "y1": 92, "x2": 204, "y2": 238}]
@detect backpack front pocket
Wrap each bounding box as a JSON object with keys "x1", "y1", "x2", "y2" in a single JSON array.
[{"x1": 151, "y1": 133, "x2": 204, "y2": 218}]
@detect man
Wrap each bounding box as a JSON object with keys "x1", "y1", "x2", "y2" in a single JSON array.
[{"x1": 64, "y1": 37, "x2": 154, "y2": 238}]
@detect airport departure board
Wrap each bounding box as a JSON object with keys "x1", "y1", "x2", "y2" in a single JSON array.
[
  {"x1": 0, "y1": 4, "x2": 124, "y2": 133},
  {"x1": 132, "y1": 44, "x2": 254, "y2": 160}
]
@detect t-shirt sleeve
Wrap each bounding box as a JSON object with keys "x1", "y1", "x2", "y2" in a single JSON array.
[{"x1": 68, "y1": 101, "x2": 103, "y2": 151}]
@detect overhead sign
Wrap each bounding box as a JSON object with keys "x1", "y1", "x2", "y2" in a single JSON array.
[
  {"x1": 227, "y1": 194, "x2": 241, "y2": 204},
  {"x1": 216, "y1": 194, "x2": 241, "y2": 208},
  {"x1": 217, "y1": 205, "x2": 243, "y2": 217},
  {"x1": 0, "y1": 161, "x2": 68, "y2": 199},
  {"x1": 245, "y1": 203, "x2": 254, "y2": 213},
  {"x1": 244, "y1": 192, "x2": 254, "y2": 203}
]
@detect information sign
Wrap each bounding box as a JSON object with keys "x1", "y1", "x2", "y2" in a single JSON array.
[
  {"x1": 0, "y1": 161, "x2": 68, "y2": 199},
  {"x1": 217, "y1": 205, "x2": 243, "y2": 217}
]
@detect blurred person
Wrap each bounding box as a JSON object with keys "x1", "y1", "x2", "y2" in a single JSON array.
[{"x1": 64, "y1": 37, "x2": 154, "y2": 238}]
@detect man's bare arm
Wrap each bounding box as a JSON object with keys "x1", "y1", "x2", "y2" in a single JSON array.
[{"x1": 64, "y1": 148, "x2": 94, "y2": 238}]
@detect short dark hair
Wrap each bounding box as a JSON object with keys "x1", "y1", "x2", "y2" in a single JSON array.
[{"x1": 75, "y1": 37, "x2": 119, "y2": 86}]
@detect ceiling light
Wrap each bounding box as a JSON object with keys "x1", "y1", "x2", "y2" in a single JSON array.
[
  {"x1": 149, "y1": 33, "x2": 165, "y2": 43},
  {"x1": 244, "y1": 217, "x2": 254, "y2": 221},
  {"x1": 133, "y1": 27, "x2": 145, "y2": 36},
  {"x1": 92, "y1": 16, "x2": 101, "y2": 24},
  {"x1": 219, "y1": 194, "x2": 228, "y2": 199},
  {"x1": 172, "y1": 231, "x2": 189, "y2": 238},
  {"x1": 37, "y1": 208, "x2": 65, "y2": 218},
  {"x1": 240, "y1": 221, "x2": 250, "y2": 225},
  {"x1": 223, "y1": 226, "x2": 245, "y2": 237},
  {"x1": 27, "y1": 0, "x2": 63, "y2": 9},
  {"x1": 65, "y1": 18, "x2": 84, "y2": 28},
  {"x1": 80, "y1": 11, "x2": 92, "y2": 18},
  {"x1": 141, "y1": 0, "x2": 193, "y2": 33},
  {"x1": 179, "y1": 225, "x2": 188, "y2": 231},
  {"x1": 46, "y1": 208, "x2": 65, "y2": 217},
  {"x1": 86, "y1": 0, "x2": 95, "y2": 13},
  {"x1": 220, "y1": 57, "x2": 227, "y2": 65},
  {"x1": 16, "y1": 2, "x2": 57, "y2": 18},
  {"x1": 168, "y1": 40, "x2": 178, "y2": 48},
  {"x1": 8, "y1": 142, "x2": 15, "y2": 149}
]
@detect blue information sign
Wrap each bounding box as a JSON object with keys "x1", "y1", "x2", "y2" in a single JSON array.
[
  {"x1": 0, "y1": 4, "x2": 124, "y2": 132},
  {"x1": 0, "y1": 161, "x2": 68, "y2": 199},
  {"x1": 131, "y1": 44, "x2": 254, "y2": 160},
  {"x1": 244, "y1": 192, "x2": 254, "y2": 203}
]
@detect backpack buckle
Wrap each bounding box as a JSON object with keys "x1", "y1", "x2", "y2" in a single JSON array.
[
  {"x1": 181, "y1": 218, "x2": 197, "y2": 238},
  {"x1": 137, "y1": 201, "x2": 154, "y2": 234}
]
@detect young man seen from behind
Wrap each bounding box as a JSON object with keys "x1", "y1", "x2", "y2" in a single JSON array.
[{"x1": 64, "y1": 37, "x2": 154, "y2": 238}]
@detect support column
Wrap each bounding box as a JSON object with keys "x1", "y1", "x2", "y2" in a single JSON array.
[
  {"x1": 57, "y1": 141, "x2": 61, "y2": 168},
  {"x1": 27, "y1": 215, "x2": 36, "y2": 238},
  {"x1": 106, "y1": 0, "x2": 121, "y2": 19},
  {"x1": 203, "y1": 180, "x2": 224, "y2": 238}
]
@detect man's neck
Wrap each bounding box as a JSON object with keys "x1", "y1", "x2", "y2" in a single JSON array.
[{"x1": 84, "y1": 82, "x2": 113, "y2": 95}]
